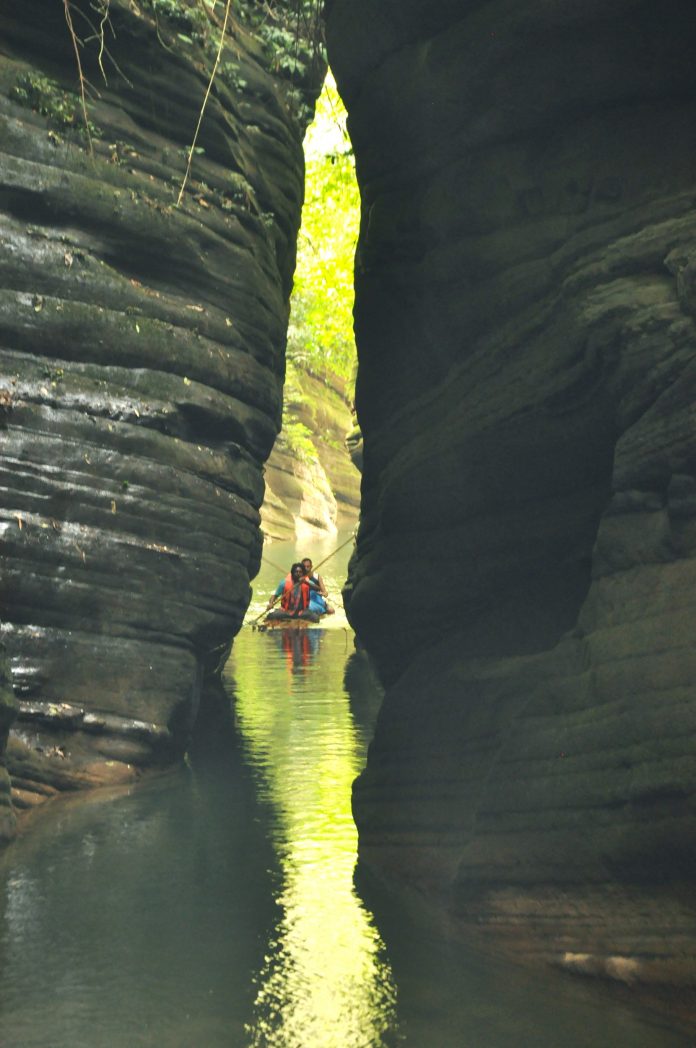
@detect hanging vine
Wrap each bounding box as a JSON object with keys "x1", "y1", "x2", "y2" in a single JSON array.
[
  {"x1": 57, "y1": 0, "x2": 326, "y2": 196},
  {"x1": 61, "y1": 0, "x2": 97, "y2": 153},
  {"x1": 176, "y1": 0, "x2": 234, "y2": 205}
]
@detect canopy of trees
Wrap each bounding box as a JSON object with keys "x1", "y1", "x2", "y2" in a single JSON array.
[{"x1": 287, "y1": 74, "x2": 359, "y2": 384}]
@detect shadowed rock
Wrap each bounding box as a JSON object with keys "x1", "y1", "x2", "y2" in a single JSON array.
[
  {"x1": 0, "y1": 643, "x2": 18, "y2": 841},
  {"x1": 327, "y1": 0, "x2": 696, "y2": 998}
]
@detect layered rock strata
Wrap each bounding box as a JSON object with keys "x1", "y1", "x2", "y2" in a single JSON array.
[
  {"x1": 0, "y1": 0, "x2": 323, "y2": 812},
  {"x1": 327, "y1": 0, "x2": 696, "y2": 993},
  {"x1": 261, "y1": 366, "x2": 359, "y2": 542}
]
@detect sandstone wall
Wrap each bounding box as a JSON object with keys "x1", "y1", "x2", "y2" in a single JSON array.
[
  {"x1": 0, "y1": 0, "x2": 323, "y2": 813},
  {"x1": 327, "y1": 0, "x2": 696, "y2": 991},
  {"x1": 261, "y1": 366, "x2": 360, "y2": 543}
]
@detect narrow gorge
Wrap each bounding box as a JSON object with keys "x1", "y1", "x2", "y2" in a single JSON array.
[{"x1": 1, "y1": 0, "x2": 695, "y2": 1019}]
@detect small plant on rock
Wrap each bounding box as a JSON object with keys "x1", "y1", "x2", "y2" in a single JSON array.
[{"x1": 10, "y1": 71, "x2": 99, "y2": 139}]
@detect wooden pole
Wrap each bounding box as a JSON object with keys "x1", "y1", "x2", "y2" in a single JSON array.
[{"x1": 312, "y1": 532, "x2": 356, "y2": 572}]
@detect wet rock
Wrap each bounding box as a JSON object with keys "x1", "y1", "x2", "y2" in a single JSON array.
[
  {"x1": 0, "y1": 0, "x2": 324, "y2": 790},
  {"x1": 327, "y1": 0, "x2": 696, "y2": 995},
  {"x1": 0, "y1": 643, "x2": 18, "y2": 840}
]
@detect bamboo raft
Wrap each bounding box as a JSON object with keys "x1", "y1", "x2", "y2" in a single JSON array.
[{"x1": 253, "y1": 614, "x2": 325, "y2": 632}]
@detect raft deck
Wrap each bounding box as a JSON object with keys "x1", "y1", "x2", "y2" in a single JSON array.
[{"x1": 253, "y1": 615, "x2": 325, "y2": 632}]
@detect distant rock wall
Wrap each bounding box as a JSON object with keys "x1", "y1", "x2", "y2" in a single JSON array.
[
  {"x1": 261, "y1": 366, "x2": 359, "y2": 543},
  {"x1": 0, "y1": 0, "x2": 324, "y2": 814},
  {"x1": 327, "y1": 0, "x2": 696, "y2": 992}
]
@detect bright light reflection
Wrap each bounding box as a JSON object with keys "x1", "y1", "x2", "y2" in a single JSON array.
[{"x1": 230, "y1": 631, "x2": 397, "y2": 1048}]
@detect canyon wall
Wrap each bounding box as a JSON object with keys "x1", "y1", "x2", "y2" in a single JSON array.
[
  {"x1": 261, "y1": 365, "x2": 359, "y2": 543},
  {"x1": 327, "y1": 0, "x2": 696, "y2": 991},
  {"x1": 0, "y1": 0, "x2": 324, "y2": 824}
]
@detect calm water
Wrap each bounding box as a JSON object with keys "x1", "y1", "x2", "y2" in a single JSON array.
[{"x1": 0, "y1": 537, "x2": 690, "y2": 1047}]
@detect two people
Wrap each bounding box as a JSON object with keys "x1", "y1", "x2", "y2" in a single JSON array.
[
  {"x1": 266, "y1": 557, "x2": 334, "y2": 620},
  {"x1": 300, "y1": 557, "x2": 334, "y2": 616}
]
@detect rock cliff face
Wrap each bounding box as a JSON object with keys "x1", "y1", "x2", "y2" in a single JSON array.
[
  {"x1": 0, "y1": 644, "x2": 17, "y2": 843},
  {"x1": 0, "y1": 0, "x2": 323, "y2": 812},
  {"x1": 327, "y1": 0, "x2": 696, "y2": 991},
  {"x1": 261, "y1": 365, "x2": 359, "y2": 543}
]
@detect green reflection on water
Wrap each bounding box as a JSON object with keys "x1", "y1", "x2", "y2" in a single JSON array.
[{"x1": 228, "y1": 628, "x2": 398, "y2": 1048}]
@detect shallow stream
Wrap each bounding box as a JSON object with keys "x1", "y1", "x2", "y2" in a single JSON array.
[{"x1": 0, "y1": 537, "x2": 690, "y2": 1046}]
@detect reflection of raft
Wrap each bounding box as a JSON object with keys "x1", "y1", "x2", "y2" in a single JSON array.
[{"x1": 254, "y1": 614, "x2": 325, "y2": 632}]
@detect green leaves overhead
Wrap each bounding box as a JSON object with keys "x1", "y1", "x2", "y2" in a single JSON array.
[{"x1": 288, "y1": 74, "x2": 359, "y2": 384}]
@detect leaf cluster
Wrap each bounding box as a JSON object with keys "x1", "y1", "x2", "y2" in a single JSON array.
[
  {"x1": 235, "y1": 0, "x2": 325, "y2": 124},
  {"x1": 142, "y1": 0, "x2": 217, "y2": 49},
  {"x1": 10, "y1": 71, "x2": 99, "y2": 139},
  {"x1": 287, "y1": 74, "x2": 358, "y2": 384},
  {"x1": 276, "y1": 418, "x2": 318, "y2": 463}
]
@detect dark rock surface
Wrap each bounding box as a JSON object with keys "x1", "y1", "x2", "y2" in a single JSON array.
[
  {"x1": 0, "y1": 643, "x2": 18, "y2": 841},
  {"x1": 0, "y1": 0, "x2": 323, "y2": 812},
  {"x1": 327, "y1": 0, "x2": 696, "y2": 993}
]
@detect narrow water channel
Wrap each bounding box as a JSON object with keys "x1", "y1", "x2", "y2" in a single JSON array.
[{"x1": 0, "y1": 538, "x2": 690, "y2": 1046}]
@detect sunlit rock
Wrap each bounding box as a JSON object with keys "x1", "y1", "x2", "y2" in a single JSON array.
[{"x1": 261, "y1": 368, "x2": 359, "y2": 543}]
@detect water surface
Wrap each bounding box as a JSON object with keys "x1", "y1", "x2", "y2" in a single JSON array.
[{"x1": 0, "y1": 537, "x2": 690, "y2": 1046}]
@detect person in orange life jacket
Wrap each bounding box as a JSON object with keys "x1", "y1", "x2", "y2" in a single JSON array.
[
  {"x1": 300, "y1": 557, "x2": 334, "y2": 615},
  {"x1": 266, "y1": 562, "x2": 320, "y2": 620}
]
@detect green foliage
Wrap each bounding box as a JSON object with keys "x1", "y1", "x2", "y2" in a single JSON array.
[
  {"x1": 279, "y1": 356, "x2": 317, "y2": 463},
  {"x1": 221, "y1": 61, "x2": 248, "y2": 91},
  {"x1": 287, "y1": 74, "x2": 358, "y2": 383},
  {"x1": 277, "y1": 419, "x2": 318, "y2": 463},
  {"x1": 10, "y1": 72, "x2": 99, "y2": 139},
  {"x1": 147, "y1": 0, "x2": 194, "y2": 24},
  {"x1": 140, "y1": 0, "x2": 324, "y2": 125},
  {"x1": 141, "y1": 0, "x2": 217, "y2": 56},
  {"x1": 280, "y1": 75, "x2": 358, "y2": 454},
  {"x1": 236, "y1": 0, "x2": 325, "y2": 124},
  {"x1": 144, "y1": 0, "x2": 207, "y2": 33},
  {"x1": 236, "y1": 0, "x2": 325, "y2": 75},
  {"x1": 281, "y1": 356, "x2": 305, "y2": 405}
]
